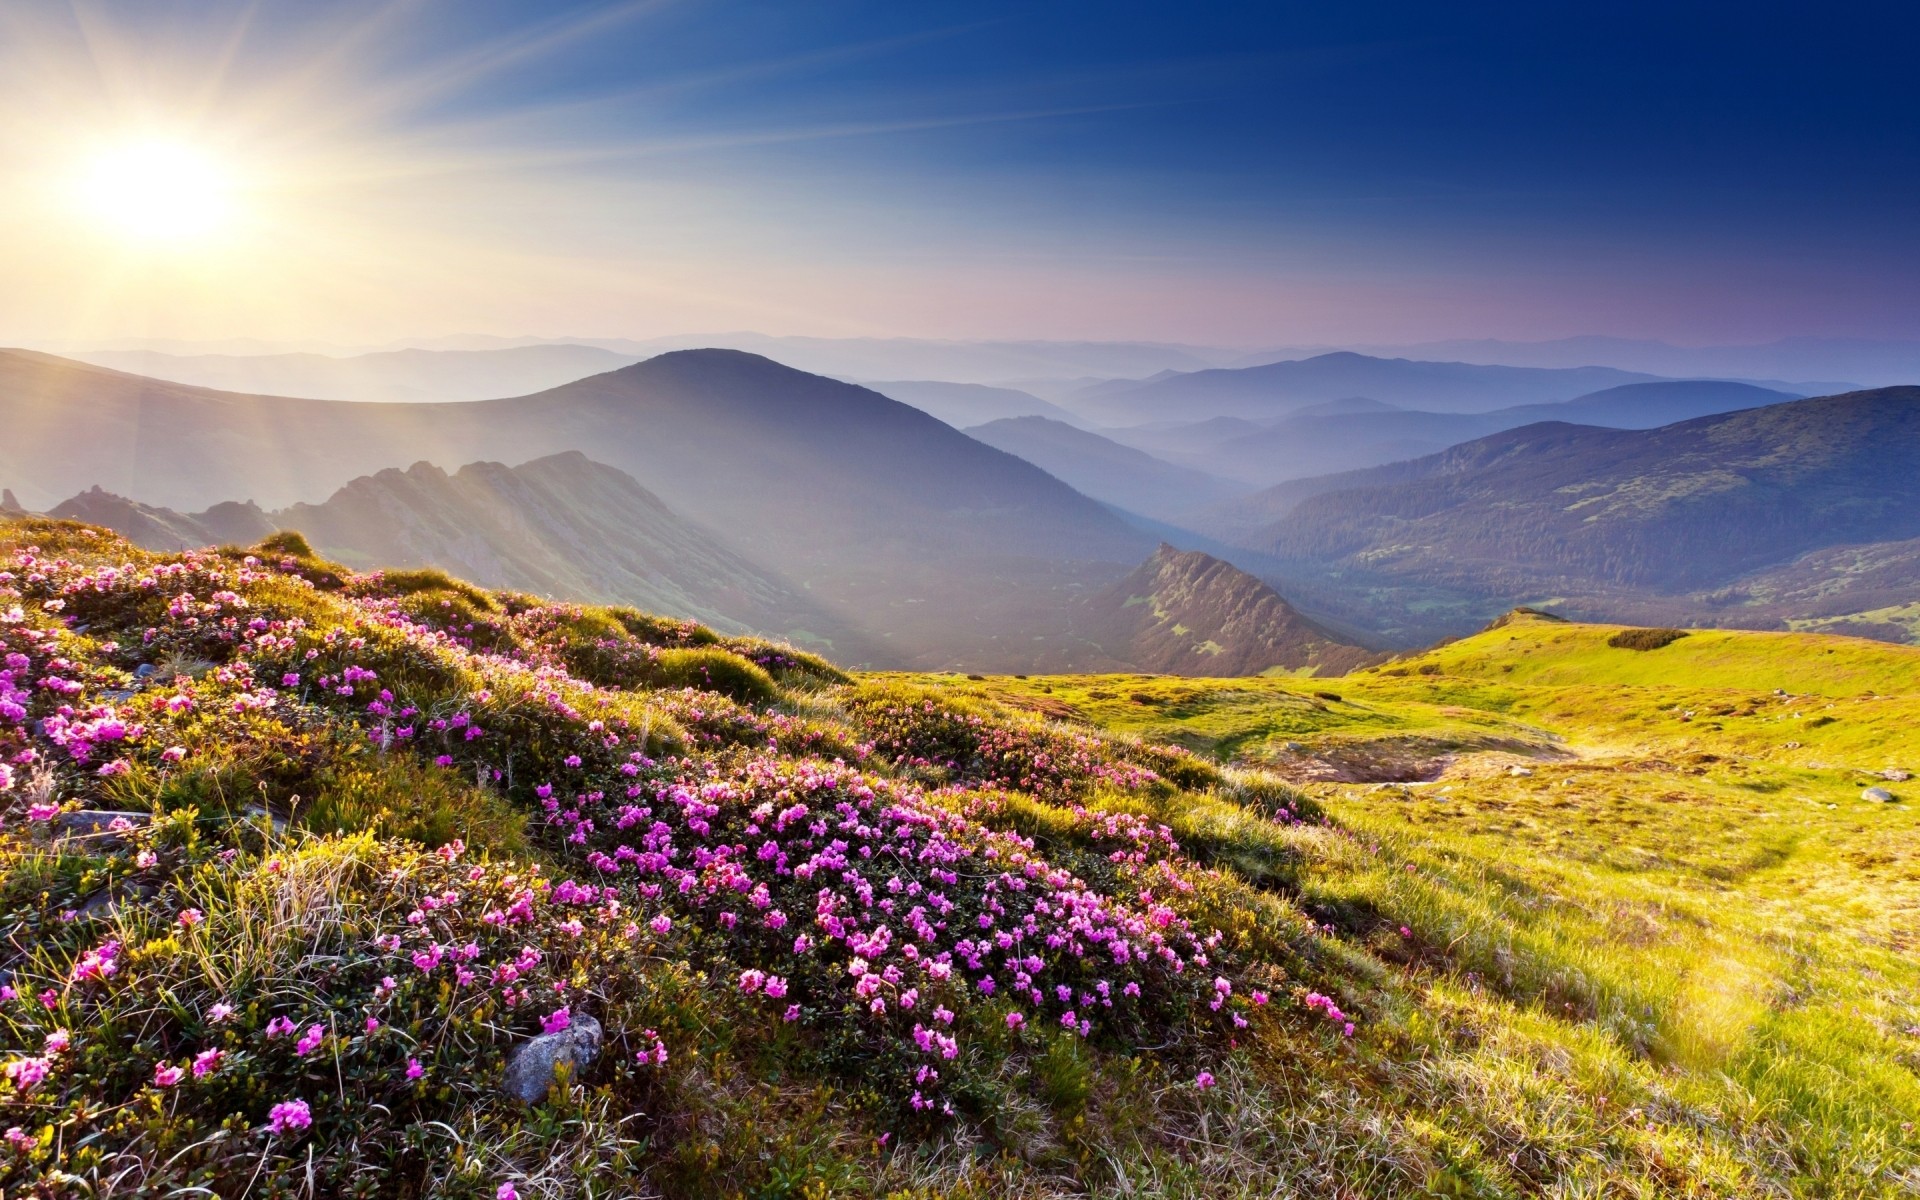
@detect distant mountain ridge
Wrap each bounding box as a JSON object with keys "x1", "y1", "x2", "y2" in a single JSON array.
[
  {"x1": 1068, "y1": 351, "x2": 1667, "y2": 424},
  {"x1": 1128, "y1": 380, "x2": 1801, "y2": 488}
]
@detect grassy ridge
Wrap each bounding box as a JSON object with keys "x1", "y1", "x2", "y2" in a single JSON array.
[{"x1": 910, "y1": 612, "x2": 1920, "y2": 1196}]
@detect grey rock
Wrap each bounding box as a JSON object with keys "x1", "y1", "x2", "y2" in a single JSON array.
[
  {"x1": 502, "y1": 1013, "x2": 603, "y2": 1103},
  {"x1": 1508, "y1": 766, "x2": 1534, "y2": 778},
  {"x1": 1882, "y1": 769, "x2": 1911, "y2": 783},
  {"x1": 243, "y1": 804, "x2": 289, "y2": 834},
  {"x1": 47, "y1": 810, "x2": 151, "y2": 849},
  {"x1": 133, "y1": 664, "x2": 157, "y2": 679},
  {"x1": 1282, "y1": 742, "x2": 1306, "y2": 754},
  {"x1": 1862, "y1": 787, "x2": 1895, "y2": 804}
]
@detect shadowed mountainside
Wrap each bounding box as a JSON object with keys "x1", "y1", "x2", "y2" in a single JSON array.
[
  {"x1": 860, "y1": 380, "x2": 1085, "y2": 428},
  {"x1": 1079, "y1": 545, "x2": 1380, "y2": 676},
  {"x1": 963, "y1": 416, "x2": 1248, "y2": 521},
  {"x1": 48, "y1": 453, "x2": 872, "y2": 652}
]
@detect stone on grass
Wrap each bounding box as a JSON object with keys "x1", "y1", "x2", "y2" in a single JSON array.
[
  {"x1": 1862, "y1": 786, "x2": 1895, "y2": 804},
  {"x1": 502, "y1": 1013, "x2": 603, "y2": 1103}
]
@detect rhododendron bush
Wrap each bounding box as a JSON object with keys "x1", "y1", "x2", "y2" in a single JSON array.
[{"x1": 0, "y1": 521, "x2": 1337, "y2": 1196}]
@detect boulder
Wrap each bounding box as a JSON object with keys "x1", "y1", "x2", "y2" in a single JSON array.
[
  {"x1": 1882, "y1": 769, "x2": 1911, "y2": 783},
  {"x1": 1862, "y1": 786, "x2": 1895, "y2": 804},
  {"x1": 502, "y1": 1013, "x2": 603, "y2": 1103},
  {"x1": 47, "y1": 810, "x2": 152, "y2": 849}
]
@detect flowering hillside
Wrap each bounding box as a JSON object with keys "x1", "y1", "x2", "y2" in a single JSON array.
[{"x1": 0, "y1": 520, "x2": 1333, "y2": 1197}]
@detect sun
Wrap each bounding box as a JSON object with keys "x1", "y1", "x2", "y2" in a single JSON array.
[{"x1": 72, "y1": 138, "x2": 241, "y2": 246}]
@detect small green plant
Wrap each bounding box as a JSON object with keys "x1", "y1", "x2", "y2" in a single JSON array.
[{"x1": 1608, "y1": 626, "x2": 1691, "y2": 650}]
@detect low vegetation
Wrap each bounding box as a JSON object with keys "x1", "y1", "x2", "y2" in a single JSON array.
[{"x1": 1, "y1": 522, "x2": 1913, "y2": 1197}]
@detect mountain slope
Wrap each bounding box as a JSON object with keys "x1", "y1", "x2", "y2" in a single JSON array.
[
  {"x1": 1247, "y1": 389, "x2": 1920, "y2": 590},
  {"x1": 860, "y1": 380, "x2": 1085, "y2": 428},
  {"x1": 280, "y1": 453, "x2": 867, "y2": 646},
  {"x1": 963, "y1": 416, "x2": 1248, "y2": 521},
  {"x1": 68, "y1": 344, "x2": 640, "y2": 403},
  {"x1": 46, "y1": 453, "x2": 869, "y2": 651},
  {"x1": 1078, "y1": 545, "x2": 1379, "y2": 676},
  {"x1": 1070, "y1": 351, "x2": 1663, "y2": 424}
]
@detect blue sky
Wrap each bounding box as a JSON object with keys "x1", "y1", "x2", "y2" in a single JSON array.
[{"x1": 5, "y1": 0, "x2": 1917, "y2": 344}]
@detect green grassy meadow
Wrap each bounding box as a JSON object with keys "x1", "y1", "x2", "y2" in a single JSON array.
[{"x1": 892, "y1": 613, "x2": 1920, "y2": 1196}]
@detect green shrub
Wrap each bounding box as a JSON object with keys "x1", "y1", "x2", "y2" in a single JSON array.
[
  {"x1": 301, "y1": 757, "x2": 529, "y2": 855},
  {"x1": 651, "y1": 647, "x2": 780, "y2": 704},
  {"x1": 1607, "y1": 627, "x2": 1690, "y2": 651}
]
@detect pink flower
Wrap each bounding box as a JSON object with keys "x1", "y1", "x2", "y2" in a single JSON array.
[
  {"x1": 267, "y1": 1098, "x2": 312, "y2": 1136},
  {"x1": 406, "y1": 1058, "x2": 424, "y2": 1080},
  {"x1": 737, "y1": 969, "x2": 765, "y2": 994},
  {"x1": 541, "y1": 1007, "x2": 571, "y2": 1035},
  {"x1": 71, "y1": 940, "x2": 121, "y2": 983},
  {"x1": 1005, "y1": 1012, "x2": 1025, "y2": 1030},
  {"x1": 497, "y1": 1185, "x2": 520, "y2": 1200},
  {"x1": 4, "y1": 1126, "x2": 30, "y2": 1150},
  {"x1": 153, "y1": 1062, "x2": 185, "y2": 1088},
  {"x1": 763, "y1": 975, "x2": 788, "y2": 1000},
  {"x1": 1194, "y1": 1071, "x2": 1215, "y2": 1090},
  {"x1": 192, "y1": 1049, "x2": 223, "y2": 1078},
  {"x1": 176, "y1": 908, "x2": 203, "y2": 928},
  {"x1": 294, "y1": 1025, "x2": 325, "y2": 1056},
  {"x1": 4, "y1": 1057, "x2": 50, "y2": 1092},
  {"x1": 207, "y1": 1002, "x2": 234, "y2": 1023},
  {"x1": 160, "y1": 746, "x2": 186, "y2": 763},
  {"x1": 42, "y1": 1030, "x2": 69, "y2": 1055},
  {"x1": 27, "y1": 803, "x2": 58, "y2": 821},
  {"x1": 648, "y1": 914, "x2": 671, "y2": 935},
  {"x1": 783, "y1": 1004, "x2": 801, "y2": 1022}
]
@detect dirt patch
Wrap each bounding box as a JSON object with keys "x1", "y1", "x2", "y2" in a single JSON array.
[{"x1": 1261, "y1": 735, "x2": 1572, "y2": 784}]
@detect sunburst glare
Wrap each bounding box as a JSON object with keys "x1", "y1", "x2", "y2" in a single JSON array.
[{"x1": 70, "y1": 137, "x2": 241, "y2": 246}]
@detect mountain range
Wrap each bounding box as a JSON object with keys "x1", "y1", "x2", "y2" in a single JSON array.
[
  {"x1": 1113, "y1": 380, "x2": 1801, "y2": 488},
  {"x1": 1066, "y1": 352, "x2": 1671, "y2": 424},
  {"x1": 0, "y1": 347, "x2": 1173, "y2": 668},
  {"x1": 9, "y1": 342, "x2": 1917, "y2": 661},
  {"x1": 1197, "y1": 386, "x2": 1920, "y2": 643}
]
